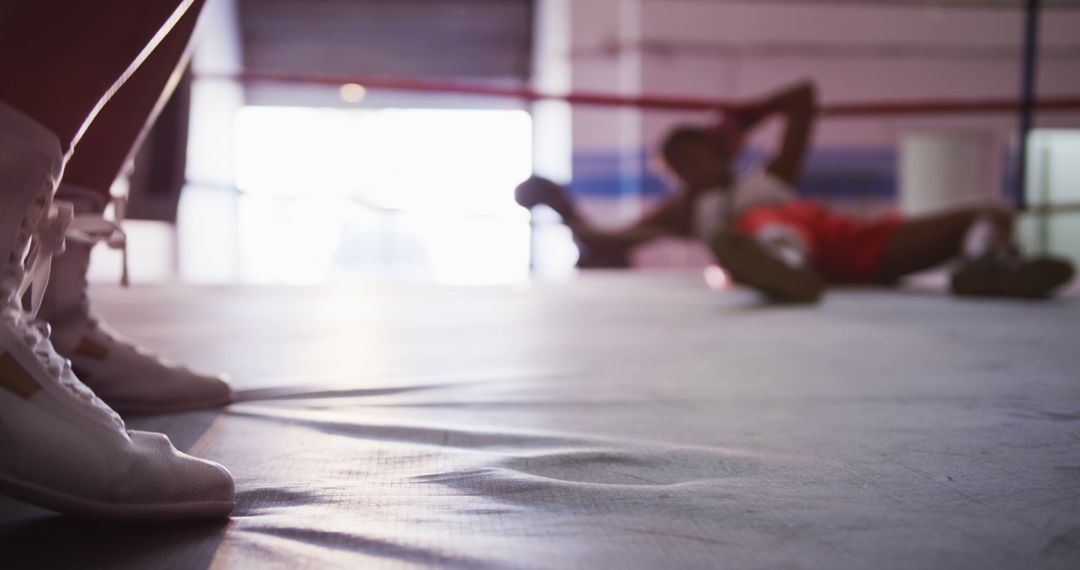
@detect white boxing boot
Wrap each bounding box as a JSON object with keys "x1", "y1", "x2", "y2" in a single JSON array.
[
  {"x1": 40, "y1": 184, "x2": 234, "y2": 414},
  {"x1": 0, "y1": 102, "x2": 234, "y2": 519}
]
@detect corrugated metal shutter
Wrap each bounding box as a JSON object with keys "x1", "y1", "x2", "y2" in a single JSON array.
[{"x1": 238, "y1": 0, "x2": 534, "y2": 82}]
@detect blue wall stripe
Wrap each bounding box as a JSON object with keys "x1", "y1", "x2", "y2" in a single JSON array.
[{"x1": 569, "y1": 147, "x2": 899, "y2": 200}]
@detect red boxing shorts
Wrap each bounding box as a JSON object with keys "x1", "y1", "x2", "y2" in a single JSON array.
[{"x1": 734, "y1": 200, "x2": 902, "y2": 283}]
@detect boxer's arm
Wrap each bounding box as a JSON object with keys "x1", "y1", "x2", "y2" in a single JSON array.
[
  {"x1": 724, "y1": 81, "x2": 818, "y2": 187},
  {"x1": 571, "y1": 194, "x2": 691, "y2": 251},
  {"x1": 767, "y1": 82, "x2": 817, "y2": 186}
]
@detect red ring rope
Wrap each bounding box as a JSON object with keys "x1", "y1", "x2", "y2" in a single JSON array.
[{"x1": 198, "y1": 71, "x2": 1080, "y2": 117}]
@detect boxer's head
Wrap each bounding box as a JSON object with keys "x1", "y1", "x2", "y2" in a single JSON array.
[{"x1": 660, "y1": 125, "x2": 735, "y2": 192}]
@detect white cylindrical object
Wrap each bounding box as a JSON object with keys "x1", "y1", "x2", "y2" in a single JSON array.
[{"x1": 899, "y1": 130, "x2": 1000, "y2": 215}]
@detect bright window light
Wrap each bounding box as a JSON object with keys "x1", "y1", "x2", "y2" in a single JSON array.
[{"x1": 233, "y1": 107, "x2": 533, "y2": 285}]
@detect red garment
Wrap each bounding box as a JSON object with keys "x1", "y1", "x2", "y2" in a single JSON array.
[{"x1": 735, "y1": 200, "x2": 902, "y2": 283}]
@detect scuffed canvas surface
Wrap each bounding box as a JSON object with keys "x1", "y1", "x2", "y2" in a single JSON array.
[{"x1": 2, "y1": 273, "x2": 1078, "y2": 569}]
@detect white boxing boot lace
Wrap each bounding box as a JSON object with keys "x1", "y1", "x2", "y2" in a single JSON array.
[{"x1": 2, "y1": 196, "x2": 124, "y2": 428}]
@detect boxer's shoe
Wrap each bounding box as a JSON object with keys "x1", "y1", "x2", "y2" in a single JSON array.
[
  {"x1": 0, "y1": 107, "x2": 233, "y2": 518},
  {"x1": 0, "y1": 308, "x2": 235, "y2": 520},
  {"x1": 951, "y1": 253, "x2": 1074, "y2": 299},
  {"x1": 710, "y1": 231, "x2": 824, "y2": 303},
  {"x1": 40, "y1": 187, "x2": 234, "y2": 415}
]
